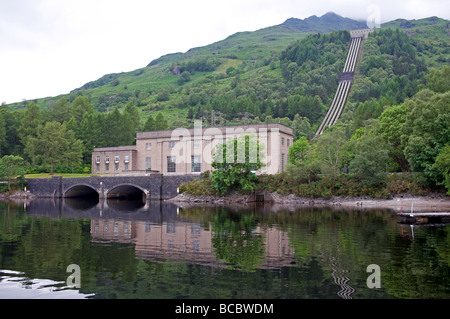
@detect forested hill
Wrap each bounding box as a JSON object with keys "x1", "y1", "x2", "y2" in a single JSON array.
[
  {"x1": 5, "y1": 14, "x2": 447, "y2": 125},
  {"x1": 0, "y1": 13, "x2": 448, "y2": 194}
]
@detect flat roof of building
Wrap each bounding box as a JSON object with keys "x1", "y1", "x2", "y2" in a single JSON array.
[
  {"x1": 93, "y1": 145, "x2": 137, "y2": 152},
  {"x1": 136, "y1": 122, "x2": 293, "y2": 140}
]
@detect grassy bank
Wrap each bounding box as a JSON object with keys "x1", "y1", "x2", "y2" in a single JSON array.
[{"x1": 24, "y1": 173, "x2": 94, "y2": 179}]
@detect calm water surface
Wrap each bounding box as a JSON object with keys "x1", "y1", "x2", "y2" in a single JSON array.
[{"x1": 0, "y1": 198, "x2": 449, "y2": 299}]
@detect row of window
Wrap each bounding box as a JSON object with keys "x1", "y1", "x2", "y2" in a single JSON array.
[
  {"x1": 166, "y1": 156, "x2": 201, "y2": 173},
  {"x1": 281, "y1": 137, "x2": 290, "y2": 147},
  {"x1": 96, "y1": 154, "x2": 287, "y2": 173},
  {"x1": 145, "y1": 140, "x2": 202, "y2": 151},
  {"x1": 95, "y1": 162, "x2": 129, "y2": 172},
  {"x1": 95, "y1": 155, "x2": 129, "y2": 163},
  {"x1": 145, "y1": 137, "x2": 290, "y2": 152}
]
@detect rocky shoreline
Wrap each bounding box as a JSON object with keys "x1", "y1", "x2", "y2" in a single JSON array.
[
  {"x1": 0, "y1": 191, "x2": 36, "y2": 201},
  {"x1": 167, "y1": 191, "x2": 450, "y2": 212},
  {"x1": 1, "y1": 190, "x2": 449, "y2": 212}
]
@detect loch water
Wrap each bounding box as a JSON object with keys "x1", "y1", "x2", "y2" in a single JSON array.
[{"x1": 0, "y1": 198, "x2": 449, "y2": 299}]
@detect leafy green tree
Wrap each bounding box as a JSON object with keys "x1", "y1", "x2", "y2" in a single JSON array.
[
  {"x1": 402, "y1": 90, "x2": 450, "y2": 186},
  {"x1": 17, "y1": 102, "x2": 42, "y2": 162},
  {"x1": 104, "y1": 108, "x2": 135, "y2": 146},
  {"x1": 153, "y1": 112, "x2": 169, "y2": 130},
  {"x1": 143, "y1": 114, "x2": 155, "y2": 131},
  {"x1": 70, "y1": 96, "x2": 94, "y2": 125},
  {"x1": 79, "y1": 113, "x2": 106, "y2": 161},
  {"x1": 378, "y1": 103, "x2": 410, "y2": 171},
  {"x1": 349, "y1": 130, "x2": 389, "y2": 187},
  {"x1": 288, "y1": 136, "x2": 310, "y2": 165},
  {"x1": 314, "y1": 126, "x2": 348, "y2": 176},
  {"x1": 45, "y1": 97, "x2": 72, "y2": 123},
  {"x1": 292, "y1": 114, "x2": 312, "y2": 140},
  {"x1": 211, "y1": 134, "x2": 264, "y2": 195},
  {"x1": 124, "y1": 102, "x2": 141, "y2": 131},
  {"x1": 0, "y1": 107, "x2": 21, "y2": 156},
  {"x1": 65, "y1": 116, "x2": 79, "y2": 139},
  {"x1": 26, "y1": 121, "x2": 83, "y2": 175},
  {"x1": 0, "y1": 155, "x2": 25, "y2": 191},
  {"x1": 0, "y1": 112, "x2": 5, "y2": 156},
  {"x1": 433, "y1": 144, "x2": 450, "y2": 194},
  {"x1": 426, "y1": 66, "x2": 449, "y2": 93}
]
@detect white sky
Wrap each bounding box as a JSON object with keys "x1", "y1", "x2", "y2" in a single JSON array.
[{"x1": 1, "y1": 0, "x2": 449, "y2": 104}]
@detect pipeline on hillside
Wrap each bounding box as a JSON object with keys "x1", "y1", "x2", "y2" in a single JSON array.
[{"x1": 315, "y1": 30, "x2": 372, "y2": 136}]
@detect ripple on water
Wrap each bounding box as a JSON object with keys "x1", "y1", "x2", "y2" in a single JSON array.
[{"x1": 0, "y1": 270, "x2": 94, "y2": 299}]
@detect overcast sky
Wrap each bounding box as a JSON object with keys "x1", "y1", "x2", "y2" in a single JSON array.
[{"x1": 1, "y1": 0, "x2": 449, "y2": 104}]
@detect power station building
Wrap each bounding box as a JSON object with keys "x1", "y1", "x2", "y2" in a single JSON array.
[{"x1": 92, "y1": 122, "x2": 294, "y2": 176}]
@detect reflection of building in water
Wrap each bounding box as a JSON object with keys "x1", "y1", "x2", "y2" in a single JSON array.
[
  {"x1": 90, "y1": 219, "x2": 295, "y2": 268},
  {"x1": 91, "y1": 219, "x2": 136, "y2": 244}
]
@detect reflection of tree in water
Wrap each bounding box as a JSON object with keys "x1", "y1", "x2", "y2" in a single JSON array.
[{"x1": 210, "y1": 209, "x2": 265, "y2": 271}]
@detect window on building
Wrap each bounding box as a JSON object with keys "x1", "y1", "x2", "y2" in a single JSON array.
[
  {"x1": 281, "y1": 137, "x2": 285, "y2": 146},
  {"x1": 105, "y1": 156, "x2": 110, "y2": 164},
  {"x1": 115, "y1": 155, "x2": 119, "y2": 163},
  {"x1": 191, "y1": 223, "x2": 201, "y2": 235},
  {"x1": 124, "y1": 155, "x2": 129, "y2": 163},
  {"x1": 145, "y1": 157, "x2": 151, "y2": 170},
  {"x1": 115, "y1": 163, "x2": 119, "y2": 171},
  {"x1": 124, "y1": 163, "x2": 129, "y2": 171},
  {"x1": 145, "y1": 143, "x2": 152, "y2": 151},
  {"x1": 191, "y1": 155, "x2": 201, "y2": 172},
  {"x1": 167, "y1": 222, "x2": 176, "y2": 233},
  {"x1": 96, "y1": 156, "x2": 100, "y2": 164},
  {"x1": 105, "y1": 164, "x2": 109, "y2": 172},
  {"x1": 281, "y1": 153, "x2": 285, "y2": 172},
  {"x1": 169, "y1": 141, "x2": 175, "y2": 149},
  {"x1": 167, "y1": 156, "x2": 176, "y2": 173},
  {"x1": 287, "y1": 139, "x2": 290, "y2": 147},
  {"x1": 96, "y1": 164, "x2": 100, "y2": 172}
]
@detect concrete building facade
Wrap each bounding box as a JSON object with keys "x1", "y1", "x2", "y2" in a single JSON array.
[{"x1": 92, "y1": 122, "x2": 294, "y2": 176}]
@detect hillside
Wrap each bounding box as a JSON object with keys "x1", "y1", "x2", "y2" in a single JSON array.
[
  {"x1": 5, "y1": 13, "x2": 449, "y2": 130},
  {"x1": 1, "y1": 12, "x2": 448, "y2": 192},
  {"x1": 5, "y1": 13, "x2": 370, "y2": 115}
]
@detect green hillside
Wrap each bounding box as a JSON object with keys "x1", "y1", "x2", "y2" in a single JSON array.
[
  {"x1": 4, "y1": 13, "x2": 448, "y2": 130},
  {"x1": 5, "y1": 13, "x2": 368, "y2": 118},
  {"x1": 1, "y1": 12, "x2": 449, "y2": 194}
]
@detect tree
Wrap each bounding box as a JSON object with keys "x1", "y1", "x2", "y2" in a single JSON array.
[
  {"x1": 124, "y1": 102, "x2": 141, "y2": 132},
  {"x1": 27, "y1": 121, "x2": 83, "y2": 175},
  {"x1": 45, "y1": 97, "x2": 71, "y2": 123},
  {"x1": 0, "y1": 155, "x2": 26, "y2": 191},
  {"x1": 70, "y1": 96, "x2": 94, "y2": 125},
  {"x1": 18, "y1": 102, "x2": 42, "y2": 162},
  {"x1": 0, "y1": 112, "x2": 5, "y2": 156},
  {"x1": 426, "y1": 66, "x2": 450, "y2": 93},
  {"x1": 402, "y1": 90, "x2": 450, "y2": 186},
  {"x1": 315, "y1": 126, "x2": 348, "y2": 176},
  {"x1": 349, "y1": 132, "x2": 389, "y2": 187},
  {"x1": 378, "y1": 104, "x2": 410, "y2": 171},
  {"x1": 104, "y1": 108, "x2": 135, "y2": 146},
  {"x1": 143, "y1": 114, "x2": 156, "y2": 131},
  {"x1": 292, "y1": 114, "x2": 312, "y2": 140},
  {"x1": 153, "y1": 112, "x2": 169, "y2": 130},
  {"x1": 288, "y1": 136, "x2": 310, "y2": 165},
  {"x1": 211, "y1": 134, "x2": 264, "y2": 195},
  {"x1": 433, "y1": 144, "x2": 450, "y2": 194}
]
